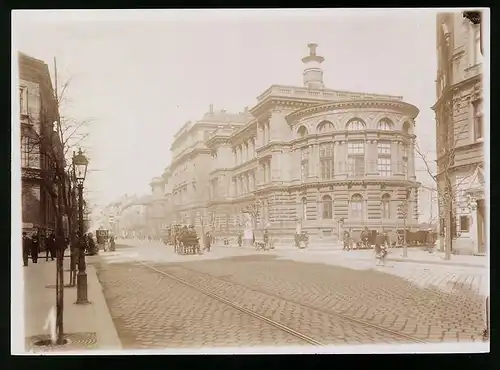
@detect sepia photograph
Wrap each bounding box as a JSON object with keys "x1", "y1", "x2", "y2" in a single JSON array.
[{"x1": 11, "y1": 8, "x2": 489, "y2": 354}]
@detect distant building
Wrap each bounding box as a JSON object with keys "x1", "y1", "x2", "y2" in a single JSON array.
[
  {"x1": 151, "y1": 44, "x2": 421, "y2": 245},
  {"x1": 19, "y1": 52, "x2": 61, "y2": 236},
  {"x1": 433, "y1": 12, "x2": 485, "y2": 254}
]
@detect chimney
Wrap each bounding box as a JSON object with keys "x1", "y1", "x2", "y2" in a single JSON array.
[
  {"x1": 302, "y1": 43, "x2": 325, "y2": 89},
  {"x1": 209, "y1": 104, "x2": 214, "y2": 114}
]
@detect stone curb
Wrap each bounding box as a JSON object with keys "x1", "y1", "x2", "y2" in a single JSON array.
[{"x1": 86, "y1": 264, "x2": 122, "y2": 350}]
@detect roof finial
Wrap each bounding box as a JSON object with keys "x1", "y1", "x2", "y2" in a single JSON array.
[
  {"x1": 301, "y1": 43, "x2": 325, "y2": 89},
  {"x1": 308, "y1": 43, "x2": 317, "y2": 56}
]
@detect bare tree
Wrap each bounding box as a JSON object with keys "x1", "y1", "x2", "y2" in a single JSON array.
[
  {"x1": 21, "y1": 60, "x2": 95, "y2": 344},
  {"x1": 414, "y1": 122, "x2": 473, "y2": 260}
]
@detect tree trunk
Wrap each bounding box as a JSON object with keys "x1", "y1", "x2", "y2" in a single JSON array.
[
  {"x1": 444, "y1": 204, "x2": 453, "y2": 261},
  {"x1": 54, "y1": 182, "x2": 65, "y2": 345}
]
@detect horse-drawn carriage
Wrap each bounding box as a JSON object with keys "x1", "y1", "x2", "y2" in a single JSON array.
[
  {"x1": 294, "y1": 231, "x2": 309, "y2": 249},
  {"x1": 344, "y1": 227, "x2": 436, "y2": 250},
  {"x1": 171, "y1": 225, "x2": 201, "y2": 255},
  {"x1": 96, "y1": 229, "x2": 109, "y2": 252}
]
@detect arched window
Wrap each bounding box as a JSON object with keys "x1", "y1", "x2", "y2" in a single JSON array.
[
  {"x1": 350, "y1": 194, "x2": 364, "y2": 219},
  {"x1": 381, "y1": 193, "x2": 391, "y2": 218},
  {"x1": 322, "y1": 195, "x2": 333, "y2": 219},
  {"x1": 377, "y1": 118, "x2": 393, "y2": 131},
  {"x1": 297, "y1": 125, "x2": 308, "y2": 138},
  {"x1": 301, "y1": 197, "x2": 307, "y2": 221},
  {"x1": 317, "y1": 121, "x2": 335, "y2": 134},
  {"x1": 402, "y1": 121, "x2": 411, "y2": 134},
  {"x1": 346, "y1": 118, "x2": 366, "y2": 131}
]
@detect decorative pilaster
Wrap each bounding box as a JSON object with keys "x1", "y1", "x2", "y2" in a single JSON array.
[
  {"x1": 408, "y1": 139, "x2": 416, "y2": 181},
  {"x1": 310, "y1": 144, "x2": 319, "y2": 179},
  {"x1": 367, "y1": 140, "x2": 379, "y2": 175}
]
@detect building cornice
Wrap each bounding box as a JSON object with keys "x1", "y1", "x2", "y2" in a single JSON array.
[
  {"x1": 286, "y1": 99, "x2": 420, "y2": 123},
  {"x1": 431, "y1": 71, "x2": 482, "y2": 111}
]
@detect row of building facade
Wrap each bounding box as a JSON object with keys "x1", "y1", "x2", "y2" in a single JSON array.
[
  {"x1": 108, "y1": 43, "x2": 422, "y2": 245},
  {"x1": 106, "y1": 12, "x2": 486, "y2": 253}
]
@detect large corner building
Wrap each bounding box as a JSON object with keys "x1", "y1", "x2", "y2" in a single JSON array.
[
  {"x1": 19, "y1": 53, "x2": 61, "y2": 236},
  {"x1": 433, "y1": 12, "x2": 485, "y2": 255},
  {"x1": 147, "y1": 44, "x2": 421, "y2": 245}
]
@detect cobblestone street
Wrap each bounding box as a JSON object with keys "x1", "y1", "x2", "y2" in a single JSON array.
[{"x1": 92, "y1": 243, "x2": 488, "y2": 349}]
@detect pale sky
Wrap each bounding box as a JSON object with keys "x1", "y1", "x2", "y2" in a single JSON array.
[{"x1": 13, "y1": 9, "x2": 440, "y2": 219}]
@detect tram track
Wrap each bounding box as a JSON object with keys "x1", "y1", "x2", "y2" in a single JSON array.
[
  {"x1": 138, "y1": 262, "x2": 324, "y2": 346},
  {"x1": 139, "y1": 261, "x2": 426, "y2": 345}
]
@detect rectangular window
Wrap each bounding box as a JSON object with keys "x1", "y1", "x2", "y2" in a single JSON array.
[
  {"x1": 460, "y1": 215, "x2": 470, "y2": 232},
  {"x1": 348, "y1": 156, "x2": 365, "y2": 176},
  {"x1": 347, "y1": 142, "x2": 365, "y2": 176},
  {"x1": 377, "y1": 141, "x2": 391, "y2": 177},
  {"x1": 348, "y1": 142, "x2": 364, "y2": 154},
  {"x1": 377, "y1": 142, "x2": 391, "y2": 155},
  {"x1": 319, "y1": 143, "x2": 334, "y2": 180},
  {"x1": 20, "y1": 86, "x2": 28, "y2": 115},
  {"x1": 378, "y1": 157, "x2": 391, "y2": 177},
  {"x1": 21, "y1": 136, "x2": 40, "y2": 169}
]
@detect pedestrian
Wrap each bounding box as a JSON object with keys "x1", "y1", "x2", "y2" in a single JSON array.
[
  {"x1": 263, "y1": 228, "x2": 269, "y2": 248},
  {"x1": 374, "y1": 231, "x2": 387, "y2": 266},
  {"x1": 30, "y1": 230, "x2": 39, "y2": 263},
  {"x1": 204, "y1": 232, "x2": 211, "y2": 252},
  {"x1": 22, "y1": 232, "x2": 30, "y2": 266},
  {"x1": 46, "y1": 231, "x2": 56, "y2": 261},
  {"x1": 237, "y1": 230, "x2": 243, "y2": 247},
  {"x1": 87, "y1": 234, "x2": 97, "y2": 255}
]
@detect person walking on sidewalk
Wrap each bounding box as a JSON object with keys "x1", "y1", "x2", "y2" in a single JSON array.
[
  {"x1": 45, "y1": 231, "x2": 56, "y2": 261},
  {"x1": 30, "y1": 230, "x2": 39, "y2": 263},
  {"x1": 22, "y1": 232, "x2": 30, "y2": 266}
]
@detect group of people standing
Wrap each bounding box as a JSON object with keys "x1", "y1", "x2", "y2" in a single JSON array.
[{"x1": 22, "y1": 230, "x2": 61, "y2": 266}]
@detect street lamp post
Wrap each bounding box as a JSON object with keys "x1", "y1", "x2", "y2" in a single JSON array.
[{"x1": 73, "y1": 148, "x2": 89, "y2": 305}]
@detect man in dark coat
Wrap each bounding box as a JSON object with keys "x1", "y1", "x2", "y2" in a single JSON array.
[
  {"x1": 22, "y1": 232, "x2": 30, "y2": 266},
  {"x1": 46, "y1": 231, "x2": 56, "y2": 261},
  {"x1": 30, "y1": 230, "x2": 39, "y2": 263}
]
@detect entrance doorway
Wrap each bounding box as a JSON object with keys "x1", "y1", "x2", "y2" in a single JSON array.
[{"x1": 477, "y1": 199, "x2": 486, "y2": 254}]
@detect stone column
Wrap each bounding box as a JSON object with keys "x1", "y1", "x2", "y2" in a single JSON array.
[
  {"x1": 256, "y1": 123, "x2": 262, "y2": 147},
  {"x1": 391, "y1": 140, "x2": 400, "y2": 176},
  {"x1": 310, "y1": 144, "x2": 319, "y2": 179},
  {"x1": 257, "y1": 164, "x2": 264, "y2": 186},
  {"x1": 408, "y1": 139, "x2": 416, "y2": 181}
]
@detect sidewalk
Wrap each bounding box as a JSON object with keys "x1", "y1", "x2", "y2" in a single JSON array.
[
  {"x1": 119, "y1": 239, "x2": 487, "y2": 268},
  {"x1": 22, "y1": 258, "x2": 122, "y2": 354},
  {"x1": 339, "y1": 248, "x2": 487, "y2": 268}
]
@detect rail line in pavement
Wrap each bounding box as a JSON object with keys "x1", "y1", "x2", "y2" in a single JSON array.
[
  {"x1": 143, "y1": 262, "x2": 427, "y2": 345},
  {"x1": 138, "y1": 261, "x2": 324, "y2": 346}
]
